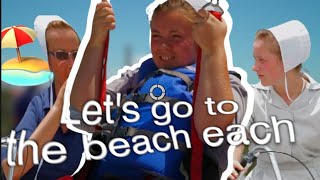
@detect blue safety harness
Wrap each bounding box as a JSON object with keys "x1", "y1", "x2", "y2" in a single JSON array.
[{"x1": 90, "y1": 58, "x2": 195, "y2": 179}]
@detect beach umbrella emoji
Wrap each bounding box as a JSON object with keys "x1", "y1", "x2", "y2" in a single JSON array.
[
  {"x1": 1, "y1": 25, "x2": 52, "y2": 86},
  {"x1": 1, "y1": 25, "x2": 36, "y2": 63}
]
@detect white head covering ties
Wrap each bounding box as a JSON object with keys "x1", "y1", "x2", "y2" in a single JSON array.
[
  {"x1": 268, "y1": 20, "x2": 311, "y2": 101},
  {"x1": 33, "y1": 15, "x2": 70, "y2": 177},
  {"x1": 268, "y1": 20, "x2": 311, "y2": 73},
  {"x1": 34, "y1": 15, "x2": 70, "y2": 107},
  {"x1": 34, "y1": 15, "x2": 68, "y2": 58}
]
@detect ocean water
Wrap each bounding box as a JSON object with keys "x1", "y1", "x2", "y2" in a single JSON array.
[{"x1": 1, "y1": 69, "x2": 54, "y2": 86}]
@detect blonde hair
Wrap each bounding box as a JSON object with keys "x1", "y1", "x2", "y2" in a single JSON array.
[
  {"x1": 255, "y1": 29, "x2": 302, "y2": 72},
  {"x1": 152, "y1": 0, "x2": 198, "y2": 23},
  {"x1": 45, "y1": 20, "x2": 80, "y2": 49},
  {"x1": 255, "y1": 30, "x2": 281, "y2": 58}
]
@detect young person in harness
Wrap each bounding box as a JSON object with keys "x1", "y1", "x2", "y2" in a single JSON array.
[{"x1": 70, "y1": 0, "x2": 247, "y2": 179}]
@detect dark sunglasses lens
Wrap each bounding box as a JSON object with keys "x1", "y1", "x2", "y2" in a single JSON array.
[
  {"x1": 72, "y1": 52, "x2": 77, "y2": 59},
  {"x1": 56, "y1": 52, "x2": 69, "y2": 60}
]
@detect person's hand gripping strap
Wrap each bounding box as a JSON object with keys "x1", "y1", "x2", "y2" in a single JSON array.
[
  {"x1": 190, "y1": 1, "x2": 223, "y2": 180},
  {"x1": 99, "y1": 0, "x2": 111, "y2": 113}
]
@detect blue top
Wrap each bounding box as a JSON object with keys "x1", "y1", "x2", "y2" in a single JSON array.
[
  {"x1": 90, "y1": 59, "x2": 195, "y2": 179},
  {"x1": 86, "y1": 58, "x2": 247, "y2": 179},
  {"x1": 1, "y1": 87, "x2": 84, "y2": 180}
]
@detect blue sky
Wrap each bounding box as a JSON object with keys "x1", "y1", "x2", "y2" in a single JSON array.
[{"x1": 2, "y1": 0, "x2": 320, "y2": 84}]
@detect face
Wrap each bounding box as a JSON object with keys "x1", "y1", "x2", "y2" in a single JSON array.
[
  {"x1": 252, "y1": 39, "x2": 284, "y2": 86},
  {"x1": 46, "y1": 29, "x2": 80, "y2": 88},
  {"x1": 150, "y1": 10, "x2": 197, "y2": 69}
]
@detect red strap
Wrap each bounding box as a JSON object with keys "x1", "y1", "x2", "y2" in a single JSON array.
[
  {"x1": 190, "y1": 11, "x2": 222, "y2": 180},
  {"x1": 57, "y1": 176, "x2": 73, "y2": 180},
  {"x1": 94, "y1": 11, "x2": 222, "y2": 180},
  {"x1": 100, "y1": 32, "x2": 110, "y2": 111},
  {"x1": 210, "y1": 11, "x2": 222, "y2": 21},
  {"x1": 190, "y1": 46, "x2": 204, "y2": 180},
  {"x1": 76, "y1": 32, "x2": 110, "y2": 180}
]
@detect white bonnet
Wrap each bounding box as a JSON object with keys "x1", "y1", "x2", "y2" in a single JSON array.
[
  {"x1": 268, "y1": 20, "x2": 311, "y2": 72},
  {"x1": 34, "y1": 15, "x2": 68, "y2": 57}
]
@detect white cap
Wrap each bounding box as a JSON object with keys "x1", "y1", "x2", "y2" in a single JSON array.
[
  {"x1": 34, "y1": 15, "x2": 68, "y2": 58},
  {"x1": 268, "y1": 20, "x2": 311, "y2": 72}
]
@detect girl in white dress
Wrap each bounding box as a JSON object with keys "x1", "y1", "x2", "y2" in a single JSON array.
[{"x1": 229, "y1": 20, "x2": 320, "y2": 180}]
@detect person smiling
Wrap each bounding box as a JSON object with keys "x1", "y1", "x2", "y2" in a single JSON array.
[{"x1": 70, "y1": 0, "x2": 247, "y2": 179}]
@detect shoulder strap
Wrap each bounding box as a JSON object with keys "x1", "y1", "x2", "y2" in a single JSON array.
[
  {"x1": 131, "y1": 67, "x2": 195, "y2": 95},
  {"x1": 124, "y1": 67, "x2": 194, "y2": 106},
  {"x1": 229, "y1": 71, "x2": 241, "y2": 80},
  {"x1": 157, "y1": 68, "x2": 194, "y2": 91}
]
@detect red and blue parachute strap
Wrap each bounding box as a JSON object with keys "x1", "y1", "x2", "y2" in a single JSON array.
[
  {"x1": 95, "y1": 4, "x2": 223, "y2": 180},
  {"x1": 57, "y1": 11, "x2": 111, "y2": 180},
  {"x1": 100, "y1": 32, "x2": 110, "y2": 113},
  {"x1": 190, "y1": 46, "x2": 204, "y2": 180},
  {"x1": 72, "y1": 32, "x2": 110, "y2": 180},
  {"x1": 190, "y1": 3, "x2": 222, "y2": 180},
  {"x1": 57, "y1": 176, "x2": 74, "y2": 180}
]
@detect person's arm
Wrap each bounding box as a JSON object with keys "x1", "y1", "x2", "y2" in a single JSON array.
[
  {"x1": 192, "y1": 10, "x2": 234, "y2": 137},
  {"x1": 1, "y1": 84, "x2": 66, "y2": 180},
  {"x1": 70, "y1": 66, "x2": 141, "y2": 132},
  {"x1": 71, "y1": 1, "x2": 115, "y2": 111},
  {"x1": 228, "y1": 144, "x2": 245, "y2": 180}
]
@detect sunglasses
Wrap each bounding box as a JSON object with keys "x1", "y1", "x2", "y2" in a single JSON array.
[{"x1": 48, "y1": 50, "x2": 78, "y2": 61}]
